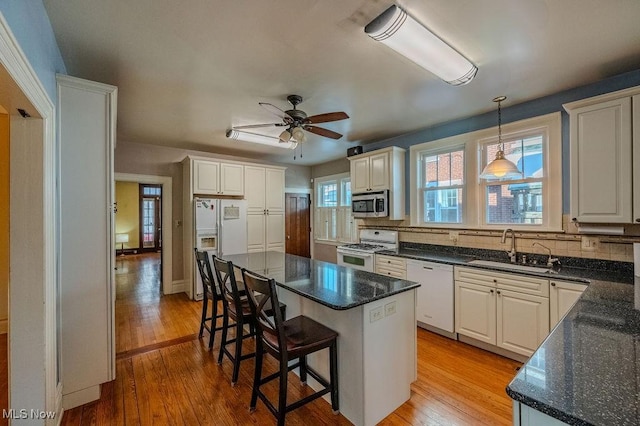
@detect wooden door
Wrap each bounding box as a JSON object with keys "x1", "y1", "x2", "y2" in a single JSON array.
[
  {"x1": 139, "y1": 184, "x2": 162, "y2": 252},
  {"x1": 285, "y1": 193, "x2": 310, "y2": 258}
]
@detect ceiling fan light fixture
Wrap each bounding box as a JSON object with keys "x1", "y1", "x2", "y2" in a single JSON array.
[
  {"x1": 226, "y1": 129, "x2": 296, "y2": 149},
  {"x1": 291, "y1": 126, "x2": 306, "y2": 142},
  {"x1": 279, "y1": 129, "x2": 291, "y2": 142},
  {"x1": 364, "y1": 4, "x2": 477, "y2": 86},
  {"x1": 479, "y1": 96, "x2": 522, "y2": 180}
]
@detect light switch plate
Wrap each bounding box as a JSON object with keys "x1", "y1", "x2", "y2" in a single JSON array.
[{"x1": 581, "y1": 236, "x2": 598, "y2": 251}]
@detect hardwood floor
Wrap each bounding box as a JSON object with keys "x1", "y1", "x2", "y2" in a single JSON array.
[
  {"x1": 63, "y1": 254, "x2": 522, "y2": 425},
  {"x1": 115, "y1": 253, "x2": 201, "y2": 353}
]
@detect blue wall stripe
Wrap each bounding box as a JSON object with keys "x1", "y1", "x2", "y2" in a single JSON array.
[{"x1": 359, "y1": 69, "x2": 640, "y2": 214}]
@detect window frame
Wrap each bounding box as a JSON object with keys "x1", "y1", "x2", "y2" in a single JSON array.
[
  {"x1": 410, "y1": 112, "x2": 562, "y2": 231},
  {"x1": 413, "y1": 143, "x2": 467, "y2": 226},
  {"x1": 313, "y1": 172, "x2": 356, "y2": 244}
]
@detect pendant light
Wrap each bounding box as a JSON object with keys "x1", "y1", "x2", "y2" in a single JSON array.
[{"x1": 479, "y1": 96, "x2": 522, "y2": 180}]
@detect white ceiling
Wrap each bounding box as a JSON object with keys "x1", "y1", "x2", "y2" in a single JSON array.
[{"x1": 43, "y1": 0, "x2": 640, "y2": 166}]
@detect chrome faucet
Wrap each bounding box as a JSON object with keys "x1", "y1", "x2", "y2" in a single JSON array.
[
  {"x1": 532, "y1": 242, "x2": 560, "y2": 267},
  {"x1": 501, "y1": 228, "x2": 517, "y2": 263}
]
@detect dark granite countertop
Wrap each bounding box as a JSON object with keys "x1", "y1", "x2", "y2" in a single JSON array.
[
  {"x1": 506, "y1": 277, "x2": 640, "y2": 425},
  {"x1": 220, "y1": 251, "x2": 420, "y2": 310},
  {"x1": 376, "y1": 243, "x2": 634, "y2": 284}
]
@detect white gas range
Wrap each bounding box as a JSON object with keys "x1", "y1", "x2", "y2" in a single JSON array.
[{"x1": 336, "y1": 229, "x2": 398, "y2": 272}]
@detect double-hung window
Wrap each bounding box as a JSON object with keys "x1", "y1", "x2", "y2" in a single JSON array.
[
  {"x1": 415, "y1": 146, "x2": 465, "y2": 225},
  {"x1": 479, "y1": 132, "x2": 545, "y2": 226},
  {"x1": 314, "y1": 173, "x2": 356, "y2": 243},
  {"x1": 410, "y1": 112, "x2": 562, "y2": 231}
]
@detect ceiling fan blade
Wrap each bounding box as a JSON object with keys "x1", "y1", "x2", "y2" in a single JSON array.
[
  {"x1": 233, "y1": 123, "x2": 285, "y2": 130},
  {"x1": 304, "y1": 125, "x2": 343, "y2": 140},
  {"x1": 304, "y1": 111, "x2": 349, "y2": 124},
  {"x1": 259, "y1": 102, "x2": 294, "y2": 123}
]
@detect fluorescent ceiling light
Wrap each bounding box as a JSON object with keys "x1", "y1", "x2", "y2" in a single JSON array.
[
  {"x1": 226, "y1": 129, "x2": 296, "y2": 149},
  {"x1": 365, "y1": 5, "x2": 477, "y2": 86}
]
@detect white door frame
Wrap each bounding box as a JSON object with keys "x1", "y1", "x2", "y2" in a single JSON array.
[
  {"x1": 115, "y1": 173, "x2": 174, "y2": 295},
  {"x1": 0, "y1": 12, "x2": 60, "y2": 422}
]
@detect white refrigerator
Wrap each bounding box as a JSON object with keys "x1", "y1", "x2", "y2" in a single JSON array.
[{"x1": 194, "y1": 197, "x2": 247, "y2": 300}]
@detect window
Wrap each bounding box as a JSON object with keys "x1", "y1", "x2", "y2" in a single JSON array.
[
  {"x1": 480, "y1": 134, "x2": 544, "y2": 225},
  {"x1": 418, "y1": 148, "x2": 465, "y2": 224},
  {"x1": 410, "y1": 112, "x2": 562, "y2": 231},
  {"x1": 314, "y1": 173, "x2": 356, "y2": 243}
]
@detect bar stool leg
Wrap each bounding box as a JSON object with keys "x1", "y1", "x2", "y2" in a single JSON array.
[
  {"x1": 299, "y1": 355, "x2": 308, "y2": 385},
  {"x1": 217, "y1": 307, "x2": 229, "y2": 365},
  {"x1": 231, "y1": 318, "x2": 243, "y2": 385},
  {"x1": 330, "y1": 340, "x2": 339, "y2": 414},
  {"x1": 277, "y1": 356, "x2": 289, "y2": 426},
  {"x1": 208, "y1": 299, "x2": 218, "y2": 350},
  {"x1": 198, "y1": 296, "x2": 208, "y2": 338},
  {"x1": 250, "y1": 339, "x2": 263, "y2": 412}
]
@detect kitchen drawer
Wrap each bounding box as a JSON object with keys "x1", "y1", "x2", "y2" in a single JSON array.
[
  {"x1": 375, "y1": 255, "x2": 406, "y2": 271},
  {"x1": 375, "y1": 266, "x2": 406, "y2": 279},
  {"x1": 455, "y1": 266, "x2": 549, "y2": 297}
]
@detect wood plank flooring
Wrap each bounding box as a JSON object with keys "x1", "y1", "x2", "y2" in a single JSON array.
[{"x1": 63, "y1": 253, "x2": 522, "y2": 425}]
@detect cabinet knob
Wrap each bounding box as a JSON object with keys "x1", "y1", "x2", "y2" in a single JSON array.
[
  {"x1": 572, "y1": 217, "x2": 577, "y2": 222},
  {"x1": 636, "y1": 218, "x2": 640, "y2": 223},
  {"x1": 493, "y1": 279, "x2": 497, "y2": 283},
  {"x1": 551, "y1": 282, "x2": 556, "y2": 287},
  {"x1": 490, "y1": 289, "x2": 494, "y2": 293},
  {"x1": 387, "y1": 260, "x2": 391, "y2": 263},
  {"x1": 497, "y1": 290, "x2": 501, "y2": 295}
]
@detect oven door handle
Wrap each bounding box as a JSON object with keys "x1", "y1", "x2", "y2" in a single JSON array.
[{"x1": 337, "y1": 249, "x2": 375, "y2": 258}]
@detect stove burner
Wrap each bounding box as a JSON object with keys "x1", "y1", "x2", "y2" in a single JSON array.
[{"x1": 341, "y1": 243, "x2": 385, "y2": 251}]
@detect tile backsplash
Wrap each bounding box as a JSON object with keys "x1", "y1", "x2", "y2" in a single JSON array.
[{"x1": 360, "y1": 215, "x2": 640, "y2": 263}]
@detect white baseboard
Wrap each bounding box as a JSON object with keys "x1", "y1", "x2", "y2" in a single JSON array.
[
  {"x1": 0, "y1": 318, "x2": 7, "y2": 334},
  {"x1": 62, "y1": 385, "x2": 100, "y2": 410},
  {"x1": 169, "y1": 279, "x2": 188, "y2": 294}
]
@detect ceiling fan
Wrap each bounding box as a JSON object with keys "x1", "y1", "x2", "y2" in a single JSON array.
[{"x1": 232, "y1": 95, "x2": 349, "y2": 145}]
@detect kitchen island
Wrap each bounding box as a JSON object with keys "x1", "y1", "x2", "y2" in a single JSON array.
[{"x1": 220, "y1": 251, "x2": 420, "y2": 426}]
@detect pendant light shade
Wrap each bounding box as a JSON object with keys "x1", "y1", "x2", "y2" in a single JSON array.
[{"x1": 479, "y1": 96, "x2": 522, "y2": 180}]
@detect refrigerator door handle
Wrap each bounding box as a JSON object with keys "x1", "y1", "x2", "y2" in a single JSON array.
[{"x1": 218, "y1": 211, "x2": 223, "y2": 256}]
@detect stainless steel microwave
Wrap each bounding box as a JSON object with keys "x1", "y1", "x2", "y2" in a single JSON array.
[{"x1": 352, "y1": 191, "x2": 388, "y2": 218}]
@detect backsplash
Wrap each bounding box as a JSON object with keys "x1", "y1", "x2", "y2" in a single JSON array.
[{"x1": 360, "y1": 215, "x2": 640, "y2": 263}]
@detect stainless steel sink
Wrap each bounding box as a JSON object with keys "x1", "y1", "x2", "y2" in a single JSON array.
[{"x1": 467, "y1": 260, "x2": 551, "y2": 274}]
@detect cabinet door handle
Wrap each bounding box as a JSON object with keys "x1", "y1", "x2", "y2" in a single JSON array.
[
  {"x1": 636, "y1": 218, "x2": 640, "y2": 223},
  {"x1": 423, "y1": 266, "x2": 433, "y2": 270}
]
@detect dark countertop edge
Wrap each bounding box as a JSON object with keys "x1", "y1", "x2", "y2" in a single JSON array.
[
  {"x1": 277, "y1": 282, "x2": 421, "y2": 310},
  {"x1": 505, "y1": 387, "x2": 593, "y2": 426},
  {"x1": 376, "y1": 249, "x2": 633, "y2": 284}
]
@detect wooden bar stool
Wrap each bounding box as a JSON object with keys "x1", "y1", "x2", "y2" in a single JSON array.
[
  {"x1": 194, "y1": 249, "x2": 224, "y2": 350},
  {"x1": 241, "y1": 268, "x2": 339, "y2": 426},
  {"x1": 212, "y1": 256, "x2": 286, "y2": 386}
]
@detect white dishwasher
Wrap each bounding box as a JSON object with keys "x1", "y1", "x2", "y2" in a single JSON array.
[{"x1": 406, "y1": 260, "x2": 455, "y2": 337}]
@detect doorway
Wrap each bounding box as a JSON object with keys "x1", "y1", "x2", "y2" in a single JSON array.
[
  {"x1": 285, "y1": 193, "x2": 311, "y2": 258},
  {"x1": 139, "y1": 184, "x2": 162, "y2": 252}
]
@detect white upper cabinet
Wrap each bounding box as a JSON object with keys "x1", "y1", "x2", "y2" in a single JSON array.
[
  {"x1": 193, "y1": 159, "x2": 244, "y2": 196},
  {"x1": 349, "y1": 146, "x2": 405, "y2": 220},
  {"x1": 564, "y1": 87, "x2": 640, "y2": 223}
]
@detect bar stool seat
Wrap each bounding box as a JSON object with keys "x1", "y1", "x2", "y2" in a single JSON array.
[{"x1": 241, "y1": 268, "x2": 339, "y2": 426}]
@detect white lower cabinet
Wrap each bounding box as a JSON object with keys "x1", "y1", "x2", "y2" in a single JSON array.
[
  {"x1": 497, "y1": 289, "x2": 549, "y2": 356},
  {"x1": 549, "y1": 280, "x2": 587, "y2": 328},
  {"x1": 374, "y1": 255, "x2": 406, "y2": 279},
  {"x1": 455, "y1": 267, "x2": 550, "y2": 357},
  {"x1": 455, "y1": 281, "x2": 496, "y2": 344}
]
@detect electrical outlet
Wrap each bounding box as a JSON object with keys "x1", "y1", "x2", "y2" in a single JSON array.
[
  {"x1": 370, "y1": 306, "x2": 384, "y2": 323},
  {"x1": 581, "y1": 236, "x2": 598, "y2": 251},
  {"x1": 385, "y1": 301, "x2": 397, "y2": 316},
  {"x1": 449, "y1": 231, "x2": 459, "y2": 242}
]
